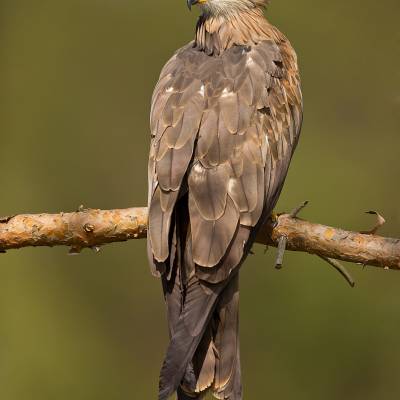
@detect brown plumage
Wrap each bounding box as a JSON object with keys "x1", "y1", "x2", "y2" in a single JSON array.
[{"x1": 147, "y1": 1, "x2": 302, "y2": 399}]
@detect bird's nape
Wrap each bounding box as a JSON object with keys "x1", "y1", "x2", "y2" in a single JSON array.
[{"x1": 187, "y1": 0, "x2": 269, "y2": 16}]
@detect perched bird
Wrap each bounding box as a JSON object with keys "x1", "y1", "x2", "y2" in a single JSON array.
[{"x1": 147, "y1": 0, "x2": 302, "y2": 398}]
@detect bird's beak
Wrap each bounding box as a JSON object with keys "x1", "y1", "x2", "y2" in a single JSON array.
[{"x1": 187, "y1": 0, "x2": 198, "y2": 10}]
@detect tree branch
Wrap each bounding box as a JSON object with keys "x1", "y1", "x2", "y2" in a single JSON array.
[{"x1": 0, "y1": 207, "x2": 399, "y2": 271}]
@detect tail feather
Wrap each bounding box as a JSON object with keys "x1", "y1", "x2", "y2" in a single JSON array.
[
  {"x1": 158, "y1": 195, "x2": 244, "y2": 400},
  {"x1": 160, "y1": 273, "x2": 242, "y2": 400},
  {"x1": 213, "y1": 343, "x2": 242, "y2": 400},
  {"x1": 212, "y1": 273, "x2": 242, "y2": 400},
  {"x1": 192, "y1": 326, "x2": 216, "y2": 393},
  {"x1": 158, "y1": 276, "x2": 226, "y2": 400}
]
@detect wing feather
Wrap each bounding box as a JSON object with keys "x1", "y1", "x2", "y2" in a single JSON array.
[
  {"x1": 156, "y1": 138, "x2": 195, "y2": 192},
  {"x1": 197, "y1": 108, "x2": 219, "y2": 158},
  {"x1": 188, "y1": 162, "x2": 230, "y2": 221},
  {"x1": 149, "y1": 186, "x2": 179, "y2": 262},
  {"x1": 190, "y1": 194, "x2": 239, "y2": 268},
  {"x1": 148, "y1": 38, "x2": 303, "y2": 278},
  {"x1": 219, "y1": 91, "x2": 239, "y2": 134}
]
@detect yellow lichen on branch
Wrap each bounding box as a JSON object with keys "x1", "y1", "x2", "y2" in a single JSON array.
[{"x1": 1, "y1": 207, "x2": 399, "y2": 271}]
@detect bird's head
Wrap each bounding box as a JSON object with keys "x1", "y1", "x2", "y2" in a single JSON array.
[{"x1": 187, "y1": 0, "x2": 268, "y2": 17}]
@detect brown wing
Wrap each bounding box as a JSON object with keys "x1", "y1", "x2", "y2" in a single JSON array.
[
  {"x1": 148, "y1": 38, "x2": 302, "y2": 278},
  {"x1": 148, "y1": 44, "x2": 204, "y2": 267}
]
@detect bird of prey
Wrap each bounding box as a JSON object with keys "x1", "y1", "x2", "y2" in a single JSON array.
[{"x1": 147, "y1": 0, "x2": 302, "y2": 399}]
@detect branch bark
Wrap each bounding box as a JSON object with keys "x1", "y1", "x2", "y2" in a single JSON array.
[{"x1": 1, "y1": 207, "x2": 399, "y2": 271}]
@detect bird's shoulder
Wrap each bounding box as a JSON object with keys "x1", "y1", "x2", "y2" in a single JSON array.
[{"x1": 152, "y1": 37, "x2": 300, "y2": 106}]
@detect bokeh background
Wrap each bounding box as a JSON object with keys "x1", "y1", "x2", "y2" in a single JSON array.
[{"x1": 1, "y1": 0, "x2": 399, "y2": 399}]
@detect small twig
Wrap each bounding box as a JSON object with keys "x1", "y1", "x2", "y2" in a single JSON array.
[
  {"x1": 290, "y1": 201, "x2": 309, "y2": 218},
  {"x1": 360, "y1": 211, "x2": 386, "y2": 235},
  {"x1": 275, "y1": 236, "x2": 287, "y2": 269},
  {"x1": 318, "y1": 256, "x2": 355, "y2": 288},
  {"x1": 358, "y1": 210, "x2": 385, "y2": 268},
  {"x1": 274, "y1": 201, "x2": 309, "y2": 269}
]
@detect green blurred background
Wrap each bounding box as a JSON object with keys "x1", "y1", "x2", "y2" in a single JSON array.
[{"x1": 1, "y1": 0, "x2": 399, "y2": 399}]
